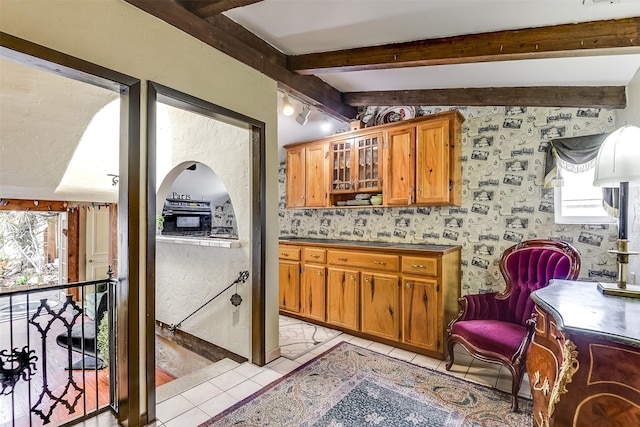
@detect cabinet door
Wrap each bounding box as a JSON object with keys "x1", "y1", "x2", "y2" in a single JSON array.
[
  {"x1": 402, "y1": 278, "x2": 439, "y2": 351},
  {"x1": 305, "y1": 144, "x2": 328, "y2": 207},
  {"x1": 302, "y1": 264, "x2": 326, "y2": 322},
  {"x1": 286, "y1": 146, "x2": 306, "y2": 208},
  {"x1": 330, "y1": 139, "x2": 354, "y2": 193},
  {"x1": 279, "y1": 260, "x2": 300, "y2": 313},
  {"x1": 326, "y1": 268, "x2": 359, "y2": 330},
  {"x1": 416, "y1": 118, "x2": 450, "y2": 204},
  {"x1": 360, "y1": 272, "x2": 400, "y2": 341},
  {"x1": 354, "y1": 132, "x2": 382, "y2": 192},
  {"x1": 384, "y1": 126, "x2": 415, "y2": 205}
]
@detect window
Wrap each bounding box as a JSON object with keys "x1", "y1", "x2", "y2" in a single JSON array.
[{"x1": 554, "y1": 166, "x2": 616, "y2": 224}]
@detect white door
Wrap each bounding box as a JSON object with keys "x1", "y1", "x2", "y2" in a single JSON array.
[{"x1": 86, "y1": 208, "x2": 110, "y2": 280}]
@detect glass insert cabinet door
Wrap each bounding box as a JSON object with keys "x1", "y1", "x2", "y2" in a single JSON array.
[
  {"x1": 355, "y1": 133, "x2": 381, "y2": 191},
  {"x1": 330, "y1": 132, "x2": 382, "y2": 193},
  {"x1": 331, "y1": 139, "x2": 352, "y2": 192}
]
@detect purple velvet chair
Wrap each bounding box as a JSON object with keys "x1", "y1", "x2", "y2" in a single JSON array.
[{"x1": 445, "y1": 239, "x2": 580, "y2": 411}]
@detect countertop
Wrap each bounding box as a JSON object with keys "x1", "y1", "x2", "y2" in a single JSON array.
[
  {"x1": 279, "y1": 237, "x2": 460, "y2": 253},
  {"x1": 532, "y1": 279, "x2": 640, "y2": 349}
]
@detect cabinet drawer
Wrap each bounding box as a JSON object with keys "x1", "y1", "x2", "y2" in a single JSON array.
[
  {"x1": 279, "y1": 246, "x2": 300, "y2": 261},
  {"x1": 401, "y1": 256, "x2": 438, "y2": 277},
  {"x1": 328, "y1": 250, "x2": 399, "y2": 272},
  {"x1": 304, "y1": 247, "x2": 326, "y2": 263}
]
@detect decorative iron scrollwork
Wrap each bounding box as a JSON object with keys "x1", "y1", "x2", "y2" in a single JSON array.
[
  {"x1": 0, "y1": 346, "x2": 38, "y2": 395},
  {"x1": 29, "y1": 296, "x2": 84, "y2": 424}
]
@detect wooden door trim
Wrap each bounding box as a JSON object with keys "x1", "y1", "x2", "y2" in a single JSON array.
[
  {"x1": 146, "y1": 83, "x2": 267, "y2": 384},
  {"x1": 0, "y1": 33, "x2": 141, "y2": 426}
]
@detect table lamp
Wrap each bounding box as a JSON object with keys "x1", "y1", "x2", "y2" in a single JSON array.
[{"x1": 593, "y1": 124, "x2": 640, "y2": 297}]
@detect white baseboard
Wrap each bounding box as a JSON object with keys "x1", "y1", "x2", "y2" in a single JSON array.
[{"x1": 265, "y1": 346, "x2": 281, "y2": 363}]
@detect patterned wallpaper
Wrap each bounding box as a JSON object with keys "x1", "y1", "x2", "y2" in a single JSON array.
[
  {"x1": 278, "y1": 106, "x2": 620, "y2": 295},
  {"x1": 211, "y1": 198, "x2": 238, "y2": 237}
]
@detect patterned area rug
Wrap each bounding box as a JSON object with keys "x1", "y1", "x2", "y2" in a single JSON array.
[
  {"x1": 200, "y1": 342, "x2": 533, "y2": 426},
  {"x1": 279, "y1": 315, "x2": 342, "y2": 360}
]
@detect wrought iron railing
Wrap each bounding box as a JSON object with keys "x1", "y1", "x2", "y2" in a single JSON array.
[
  {"x1": 0, "y1": 270, "x2": 117, "y2": 426},
  {"x1": 168, "y1": 270, "x2": 249, "y2": 332}
]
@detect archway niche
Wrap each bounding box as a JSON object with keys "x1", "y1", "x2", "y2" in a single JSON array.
[{"x1": 156, "y1": 162, "x2": 238, "y2": 239}]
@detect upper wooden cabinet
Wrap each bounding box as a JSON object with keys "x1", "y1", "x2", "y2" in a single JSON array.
[
  {"x1": 384, "y1": 113, "x2": 463, "y2": 206},
  {"x1": 284, "y1": 110, "x2": 463, "y2": 208},
  {"x1": 286, "y1": 142, "x2": 328, "y2": 208}
]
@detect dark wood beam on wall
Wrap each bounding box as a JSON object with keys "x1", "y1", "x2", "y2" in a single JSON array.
[
  {"x1": 178, "y1": 0, "x2": 264, "y2": 19},
  {"x1": 343, "y1": 86, "x2": 627, "y2": 108},
  {"x1": 290, "y1": 17, "x2": 640, "y2": 74},
  {"x1": 0, "y1": 198, "x2": 71, "y2": 211},
  {"x1": 124, "y1": 0, "x2": 357, "y2": 121}
]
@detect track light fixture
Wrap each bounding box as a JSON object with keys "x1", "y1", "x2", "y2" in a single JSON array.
[
  {"x1": 281, "y1": 93, "x2": 294, "y2": 116},
  {"x1": 296, "y1": 104, "x2": 312, "y2": 125}
]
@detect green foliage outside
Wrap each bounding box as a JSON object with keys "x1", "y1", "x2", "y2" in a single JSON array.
[
  {"x1": 0, "y1": 211, "x2": 58, "y2": 287},
  {"x1": 97, "y1": 313, "x2": 110, "y2": 368}
]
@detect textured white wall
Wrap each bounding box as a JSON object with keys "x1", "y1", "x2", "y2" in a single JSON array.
[
  {"x1": 0, "y1": 0, "x2": 280, "y2": 401},
  {"x1": 156, "y1": 104, "x2": 252, "y2": 357}
]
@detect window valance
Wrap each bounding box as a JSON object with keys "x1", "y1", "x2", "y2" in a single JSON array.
[{"x1": 543, "y1": 132, "x2": 618, "y2": 218}]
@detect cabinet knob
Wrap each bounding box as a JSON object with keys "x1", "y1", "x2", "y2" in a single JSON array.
[
  {"x1": 349, "y1": 275, "x2": 355, "y2": 280},
  {"x1": 364, "y1": 277, "x2": 369, "y2": 282},
  {"x1": 282, "y1": 252, "x2": 289, "y2": 256},
  {"x1": 338, "y1": 257, "x2": 348, "y2": 262},
  {"x1": 311, "y1": 254, "x2": 320, "y2": 258},
  {"x1": 406, "y1": 282, "x2": 412, "y2": 288},
  {"x1": 317, "y1": 270, "x2": 322, "y2": 276},
  {"x1": 374, "y1": 260, "x2": 386, "y2": 265},
  {"x1": 412, "y1": 264, "x2": 425, "y2": 269}
]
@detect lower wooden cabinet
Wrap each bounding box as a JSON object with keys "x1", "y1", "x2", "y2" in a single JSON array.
[
  {"x1": 278, "y1": 260, "x2": 300, "y2": 314},
  {"x1": 402, "y1": 277, "x2": 439, "y2": 352},
  {"x1": 360, "y1": 272, "x2": 400, "y2": 341},
  {"x1": 280, "y1": 240, "x2": 461, "y2": 359},
  {"x1": 301, "y1": 264, "x2": 325, "y2": 321},
  {"x1": 326, "y1": 267, "x2": 360, "y2": 330}
]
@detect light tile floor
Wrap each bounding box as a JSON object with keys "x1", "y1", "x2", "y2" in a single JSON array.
[{"x1": 81, "y1": 329, "x2": 532, "y2": 427}]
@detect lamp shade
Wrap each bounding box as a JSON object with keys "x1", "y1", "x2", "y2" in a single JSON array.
[{"x1": 593, "y1": 125, "x2": 640, "y2": 187}]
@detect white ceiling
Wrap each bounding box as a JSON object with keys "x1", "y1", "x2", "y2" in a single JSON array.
[
  {"x1": 226, "y1": 0, "x2": 640, "y2": 91},
  {"x1": 227, "y1": 0, "x2": 640, "y2": 56},
  {"x1": 0, "y1": 58, "x2": 119, "y2": 203},
  {"x1": 225, "y1": 0, "x2": 640, "y2": 145}
]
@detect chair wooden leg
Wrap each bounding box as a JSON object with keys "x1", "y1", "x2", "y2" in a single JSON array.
[
  {"x1": 445, "y1": 340, "x2": 456, "y2": 370},
  {"x1": 510, "y1": 365, "x2": 525, "y2": 412}
]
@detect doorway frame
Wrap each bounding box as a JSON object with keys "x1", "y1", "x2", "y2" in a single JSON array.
[
  {"x1": 146, "y1": 81, "x2": 266, "y2": 420},
  {"x1": 0, "y1": 32, "x2": 142, "y2": 425}
]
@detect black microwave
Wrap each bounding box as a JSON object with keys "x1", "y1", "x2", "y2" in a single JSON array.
[{"x1": 161, "y1": 199, "x2": 212, "y2": 236}]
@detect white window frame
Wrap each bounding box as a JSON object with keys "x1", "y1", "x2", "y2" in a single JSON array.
[{"x1": 554, "y1": 166, "x2": 617, "y2": 225}]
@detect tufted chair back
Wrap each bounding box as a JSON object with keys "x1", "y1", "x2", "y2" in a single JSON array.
[{"x1": 498, "y1": 240, "x2": 581, "y2": 326}]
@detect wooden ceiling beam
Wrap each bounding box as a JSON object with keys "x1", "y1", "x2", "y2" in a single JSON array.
[
  {"x1": 178, "y1": 0, "x2": 264, "y2": 19},
  {"x1": 343, "y1": 86, "x2": 627, "y2": 108},
  {"x1": 124, "y1": 0, "x2": 356, "y2": 120},
  {"x1": 290, "y1": 18, "x2": 640, "y2": 74}
]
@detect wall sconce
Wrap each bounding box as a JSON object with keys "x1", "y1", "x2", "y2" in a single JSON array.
[
  {"x1": 296, "y1": 104, "x2": 311, "y2": 125},
  {"x1": 281, "y1": 93, "x2": 294, "y2": 117},
  {"x1": 593, "y1": 124, "x2": 640, "y2": 297}
]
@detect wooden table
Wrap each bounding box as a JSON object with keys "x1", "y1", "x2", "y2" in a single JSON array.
[{"x1": 528, "y1": 279, "x2": 640, "y2": 426}]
